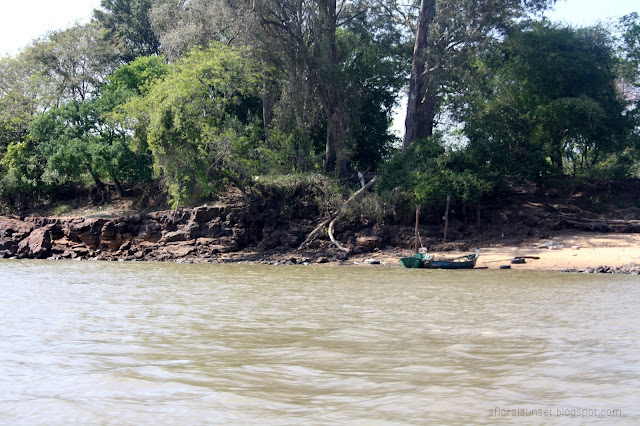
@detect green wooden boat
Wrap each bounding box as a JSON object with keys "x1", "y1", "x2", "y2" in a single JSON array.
[
  {"x1": 425, "y1": 252, "x2": 479, "y2": 269},
  {"x1": 399, "y1": 252, "x2": 433, "y2": 268}
]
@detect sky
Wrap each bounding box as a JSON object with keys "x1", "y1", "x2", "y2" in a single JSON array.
[
  {"x1": 0, "y1": 0, "x2": 638, "y2": 57},
  {"x1": 0, "y1": 0, "x2": 101, "y2": 57}
]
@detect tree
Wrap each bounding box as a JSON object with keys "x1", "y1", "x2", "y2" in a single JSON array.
[
  {"x1": 617, "y1": 13, "x2": 640, "y2": 116},
  {"x1": 0, "y1": 54, "x2": 46, "y2": 156},
  {"x1": 133, "y1": 44, "x2": 265, "y2": 206},
  {"x1": 25, "y1": 24, "x2": 117, "y2": 106},
  {"x1": 26, "y1": 54, "x2": 169, "y2": 197},
  {"x1": 247, "y1": 0, "x2": 376, "y2": 177},
  {"x1": 378, "y1": 134, "x2": 492, "y2": 211},
  {"x1": 403, "y1": 0, "x2": 557, "y2": 149},
  {"x1": 464, "y1": 22, "x2": 634, "y2": 181},
  {"x1": 93, "y1": 0, "x2": 161, "y2": 63},
  {"x1": 339, "y1": 15, "x2": 408, "y2": 170},
  {"x1": 148, "y1": 0, "x2": 244, "y2": 60}
]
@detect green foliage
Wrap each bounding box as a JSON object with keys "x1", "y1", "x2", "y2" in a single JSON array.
[
  {"x1": 378, "y1": 135, "x2": 493, "y2": 210},
  {"x1": 93, "y1": 0, "x2": 160, "y2": 63},
  {"x1": 337, "y1": 22, "x2": 408, "y2": 171},
  {"x1": 104, "y1": 55, "x2": 169, "y2": 97},
  {"x1": 24, "y1": 23, "x2": 117, "y2": 104},
  {"x1": 0, "y1": 141, "x2": 46, "y2": 206},
  {"x1": 464, "y1": 22, "x2": 635, "y2": 183},
  {"x1": 137, "y1": 44, "x2": 267, "y2": 206}
]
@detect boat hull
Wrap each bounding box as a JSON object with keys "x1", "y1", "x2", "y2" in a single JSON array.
[
  {"x1": 399, "y1": 254, "x2": 426, "y2": 268},
  {"x1": 424, "y1": 253, "x2": 479, "y2": 269}
]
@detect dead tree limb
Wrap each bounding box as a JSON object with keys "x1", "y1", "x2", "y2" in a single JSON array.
[
  {"x1": 297, "y1": 214, "x2": 338, "y2": 250},
  {"x1": 298, "y1": 176, "x2": 377, "y2": 251},
  {"x1": 328, "y1": 214, "x2": 350, "y2": 252}
]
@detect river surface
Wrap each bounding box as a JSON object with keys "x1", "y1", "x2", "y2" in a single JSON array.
[{"x1": 1, "y1": 260, "x2": 639, "y2": 425}]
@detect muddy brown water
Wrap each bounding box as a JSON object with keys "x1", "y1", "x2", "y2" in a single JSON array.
[{"x1": 1, "y1": 260, "x2": 638, "y2": 424}]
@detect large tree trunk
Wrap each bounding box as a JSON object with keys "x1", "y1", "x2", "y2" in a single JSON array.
[
  {"x1": 86, "y1": 164, "x2": 106, "y2": 194},
  {"x1": 316, "y1": 0, "x2": 349, "y2": 177},
  {"x1": 113, "y1": 178, "x2": 125, "y2": 198},
  {"x1": 403, "y1": 0, "x2": 437, "y2": 150}
]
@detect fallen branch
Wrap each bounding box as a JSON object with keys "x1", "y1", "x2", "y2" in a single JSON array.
[
  {"x1": 328, "y1": 214, "x2": 350, "y2": 252},
  {"x1": 298, "y1": 176, "x2": 377, "y2": 251},
  {"x1": 297, "y1": 214, "x2": 338, "y2": 250}
]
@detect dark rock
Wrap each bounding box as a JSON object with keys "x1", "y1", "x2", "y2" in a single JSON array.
[
  {"x1": 356, "y1": 236, "x2": 382, "y2": 252},
  {"x1": 17, "y1": 225, "x2": 54, "y2": 259},
  {"x1": 162, "y1": 230, "x2": 191, "y2": 243},
  {"x1": 193, "y1": 206, "x2": 223, "y2": 223},
  {"x1": 0, "y1": 218, "x2": 34, "y2": 240},
  {"x1": 137, "y1": 220, "x2": 162, "y2": 242},
  {"x1": 165, "y1": 242, "x2": 196, "y2": 257},
  {"x1": 202, "y1": 223, "x2": 223, "y2": 239},
  {"x1": 118, "y1": 240, "x2": 132, "y2": 252},
  {"x1": 100, "y1": 221, "x2": 117, "y2": 240}
]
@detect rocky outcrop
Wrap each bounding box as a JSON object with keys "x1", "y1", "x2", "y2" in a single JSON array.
[
  {"x1": 0, "y1": 205, "x2": 257, "y2": 261},
  {"x1": 0, "y1": 203, "x2": 369, "y2": 263},
  {"x1": 583, "y1": 263, "x2": 640, "y2": 274}
]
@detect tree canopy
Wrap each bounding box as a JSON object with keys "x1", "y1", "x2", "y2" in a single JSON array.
[{"x1": 0, "y1": 1, "x2": 638, "y2": 212}]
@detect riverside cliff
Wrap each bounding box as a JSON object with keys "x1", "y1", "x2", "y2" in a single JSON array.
[{"x1": 0, "y1": 204, "x2": 388, "y2": 263}]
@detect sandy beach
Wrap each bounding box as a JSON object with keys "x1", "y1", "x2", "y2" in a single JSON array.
[
  {"x1": 475, "y1": 232, "x2": 640, "y2": 271},
  {"x1": 351, "y1": 231, "x2": 640, "y2": 271}
]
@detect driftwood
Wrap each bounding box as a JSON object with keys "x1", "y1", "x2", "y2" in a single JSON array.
[
  {"x1": 328, "y1": 215, "x2": 350, "y2": 252},
  {"x1": 298, "y1": 176, "x2": 377, "y2": 251},
  {"x1": 558, "y1": 216, "x2": 640, "y2": 232}
]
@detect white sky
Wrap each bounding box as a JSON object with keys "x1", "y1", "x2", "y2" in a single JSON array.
[{"x1": 0, "y1": 0, "x2": 101, "y2": 57}]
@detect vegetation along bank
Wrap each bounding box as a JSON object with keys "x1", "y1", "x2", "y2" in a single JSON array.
[{"x1": 1, "y1": 2, "x2": 639, "y2": 272}]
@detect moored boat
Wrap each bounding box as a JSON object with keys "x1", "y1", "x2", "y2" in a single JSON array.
[
  {"x1": 399, "y1": 252, "x2": 433, "y2": 268},
  {"x1": 399, "y1": 251, "x2": 479, "y2": 269},
  {"x1": 425, "y1": 251, "x2": 479, "y2": 269}
]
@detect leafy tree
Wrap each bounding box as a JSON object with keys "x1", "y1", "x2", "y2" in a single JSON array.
[
  {"x1": 246, "y1": 0, "x2": 375, "y2": 177},
  {"x1": 24, "y1": 23, "x2": 118, "y2": 105},
  {"x1": 617, "y1": 13, "x2": 640, "y2": 130},
  {"x1": 133, "y1": 44, "x2": 265, "y2": 206},
  {"x1": 148, "y1": 0, "x2": 243, "y2": 60},
  {"x1": 378, "y1": 135, "x2": 492, "y2": 210},
  {"x1": 93, "y1": 0, "x2": 161, "y2": 63},
  {"x1": 0, "y1": 140, "x2": 46, "y2": 208},
  {"x1": 338, "y1": 20, "x2": 408, "y2": 171},
  {"x1": 464, "y1": 22, "x2": 634, "y2": 182},
  {"x1": 402, "y1": 0, "x2": 557, "y2": 148},
  {"x1": 0, "y1": 52, "x2": 59, "y2": 155}
]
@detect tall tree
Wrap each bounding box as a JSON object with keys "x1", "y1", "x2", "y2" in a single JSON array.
[
  {"x1": 93, "y1": 0, "x2": 161, "y2": 63},
  {"x1": 617, "y1": 13, "x2": 640, "y2": 109},
  {"x1": 148, "y1": 0, "x2": 243, "y2": 60},
  {"x1": 403, "y1": 0, "x2": 556, "y2": 149},
  {"x1": 464, "y1": 23, "x2": 633, "y2": 181},
  {"x1": 25, "y1": 24, "x2": 117, "y2": 106},
  {"x1": 132, "y1": 44, "x2": 264, "y2": 205},
  {"x1": 248, "y1": 0, "x2": 373, "y2": 177}
]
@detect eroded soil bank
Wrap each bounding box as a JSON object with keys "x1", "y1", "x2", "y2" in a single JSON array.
[{"x1": 3, "y1": 179, "x2": 640, "y2": 273}]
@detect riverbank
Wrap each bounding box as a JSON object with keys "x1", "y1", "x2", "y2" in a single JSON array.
[
  {"x1": 2, "y1": 207, "x2": 640, "y2": 273},
  {"x1": 345, "y1": 231, "x2": 640, "y2": 273}
]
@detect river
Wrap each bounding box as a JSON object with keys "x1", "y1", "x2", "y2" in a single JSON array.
[{"x1": 1, "y1": 260, "x2": 638, "y2": 424}]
